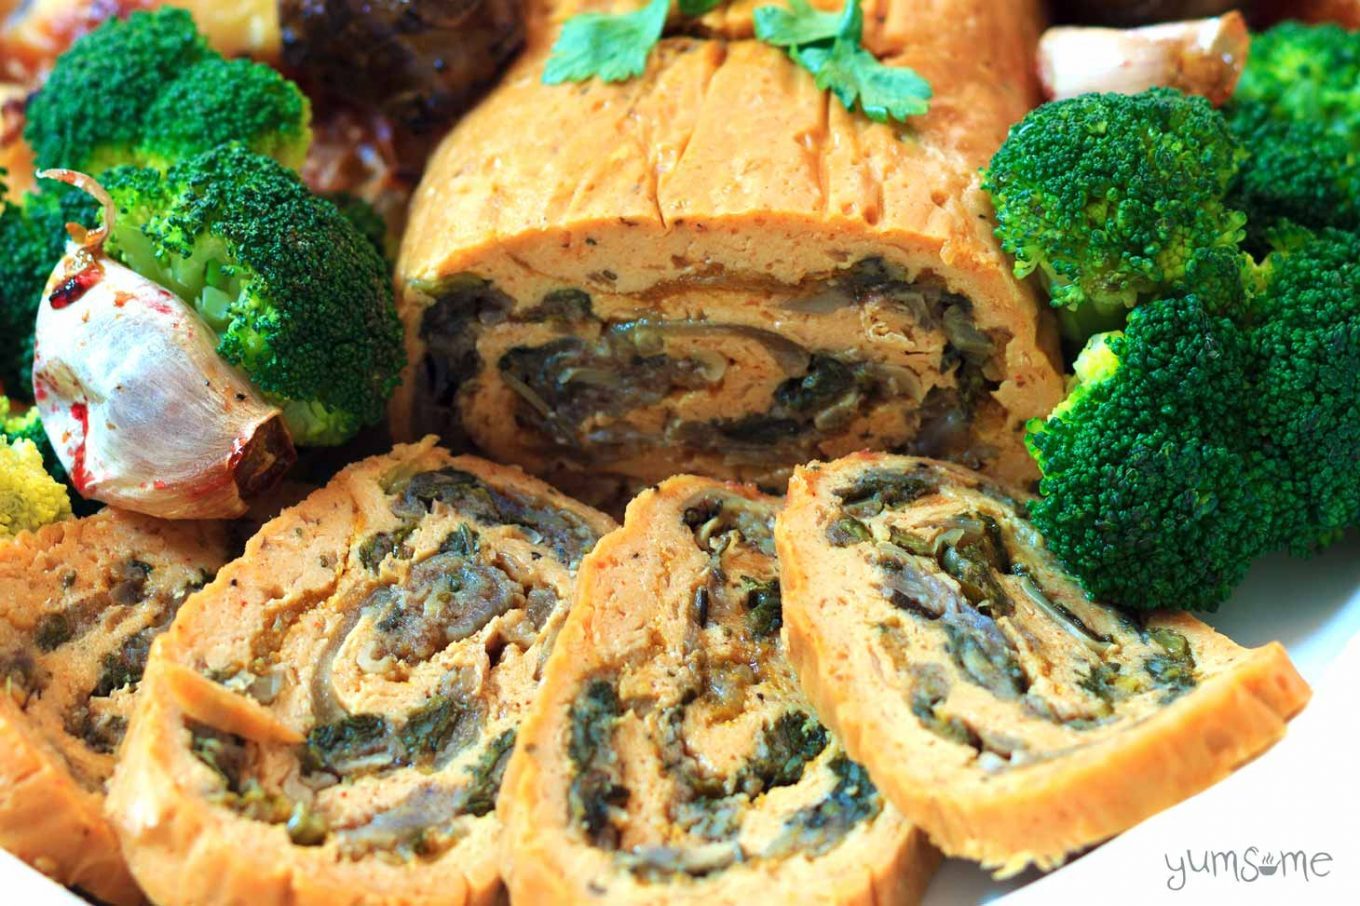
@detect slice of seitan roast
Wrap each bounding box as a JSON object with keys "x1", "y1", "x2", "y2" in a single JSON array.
[
  {"x1": 0, "y1": 509, "x2": 231, "y2": 906},
  {"x1": 104, "y1": 438, "x2": 615, "y2": 906},
  {"x1": 775, "y1": 452, "x2": 1312, "y2": 875},
  {"x1": 391, "y1": 0, "x2": 1063, "y2": 507},
  {"x1": 499, "y1": 475, "x2": 939, "y2": 905}
]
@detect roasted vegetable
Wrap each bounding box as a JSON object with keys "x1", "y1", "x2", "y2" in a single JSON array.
[
  {"x1": 279, "y1": 0, "x2": 523, "y2": 167},
  {"x1": 99, "y1": 144, "x2": 404, "y2": 446},
  {"x1": 32, "y1": 168, "x2": 296, "y2": 519},
  {"x1": 983, "y1": 88, "x2": 1247, "y2": 343},
  {"x1": 24, "y1": 9, "x2": 309, "y2": 175},
  {"x1": 1037, "y1": 13, "x2": 1248, "y2": 105}
]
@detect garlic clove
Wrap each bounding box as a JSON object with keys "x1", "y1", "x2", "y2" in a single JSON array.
[
  {"x1": 1038, "y1": 12, "x2": 1250, "y2": 107},
  {"x1": 33, "y1": 243, "x2": 295, "y2": 519}
]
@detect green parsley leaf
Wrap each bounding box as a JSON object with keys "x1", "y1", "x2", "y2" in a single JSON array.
[
  {"x1": 754, "y1": 0, "x2": 932, "y2": 124},
  {"x1": 793, "y1": 40, "x2": 931, "y2": 123},
  {"x1": 678, "y1": 0, "x2": 723, "y2": 15},
  {"x1": 543, "y1": 0, "x2": 671, "y2": 85},
  {"x1": 753, "y1": 0, "x2": 841, "y2": 47}
]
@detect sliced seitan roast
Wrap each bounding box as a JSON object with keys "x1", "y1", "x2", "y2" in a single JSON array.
[
  {"x1": 105, "y1": 438, "x2": 615, "y2": 906},
  {"x1": 392, "y1": 0, "x2": 1063, "y2": 506},
  {"x1": 0, "y1": 510, "x2": 231, "y2": 906},
  {"x1": 499, "y1": 475, "x2": 938, "y2": 904},
  {"x1": 776, "y1": 452, "x2": 1312, "y2": 875}
]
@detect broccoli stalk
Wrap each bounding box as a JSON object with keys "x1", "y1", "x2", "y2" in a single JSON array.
[
  {"x1": 23, "y1": 8, "x2": 311, "y2": 176},
  {"x1": 99, "y1": 144, "x2": 404, "y2": 446},
  {"x1": 982, "y1": 88, "x2": 1247, "y2": 344}
]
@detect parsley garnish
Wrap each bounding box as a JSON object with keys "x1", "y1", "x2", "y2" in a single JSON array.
[
  {"x1": 755, "y1": 0, "x2": 931, "y2": 124},
  {"x1": 678, "y1": 0, "x2": 723, "y2": 13},
  {"x1": 542, "y1": 0, "x2": 671, "y2": 85},
  {"x1": 542, "y1": 0, "x2": 931, "y2": 125}
]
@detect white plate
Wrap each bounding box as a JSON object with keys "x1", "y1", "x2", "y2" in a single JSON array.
[{"x1": 6, "y1": 537, "x2": 1360, "y2": 905}]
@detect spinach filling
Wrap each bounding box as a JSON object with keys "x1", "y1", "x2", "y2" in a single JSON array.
[
  {"x1": 766, "y1": 757, "x2": 881, "y2": 858},
  {"x1": 412, "y1": 275, "x2": 514, "y2": 445},
  {"x1": 302, "y1": 693, "x2": 485, "y2": 778},
  {"x1": 190, "y1": 722, "x2": 328, "y2": 846},
  {"x1": 565, "y1": 490, "x2": 880, "y2": 879},
  {"x1": 567, "y1": 679, "x2": 629, "y2": 849},
  {"x1": 414, "y1": 257, "x2": 1004, "y2": 470},
  {"x1": 847, "y1": 485, "x2": 1203, "y2": 746},
  {"x1": 388, "y1": 467, "x2": 601, "y2": 566}
]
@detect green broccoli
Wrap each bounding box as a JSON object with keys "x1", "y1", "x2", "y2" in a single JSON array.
[
  {"x1": 983, "y1": 89, "x2": 1247, "y2": 343},
  {"x1": 327, "y1": 192, "x2": 393, "y2": 262},
  {"x1": 1025, "y1": 250, "x2": 1272, "y2": 612},
  {"x1": 99, "y1": 143, "x2": 404, "y2": 446},
  {"x1": 1248, "y1": 226, "x2": 1360, "y2": 554},
  {"x1": 2, "y1": 395, "x2": 60, "y2": 478},
  {"x1": 0, "y1": 178, "x2": 101, "y2": 400},
  {"x1": 0, "y1": 432, "x2": 71, "y2": 540},
  {"x1": 1026, "y1": 230, "x2": 1360, "y2": 612},
  {"x1": 1225, "y1": 23, "x2": 1360, "y2": 239},
  {"x1": 1233, "y1": 22, "x2": 1360, "y2": 136},
  {"x1": 24, "y1": 8, "x2": 310, "y2": 175}
]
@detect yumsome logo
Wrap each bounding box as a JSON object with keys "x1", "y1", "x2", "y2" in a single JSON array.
[{"x1": 1164, "y1": 847, "x2": 1334, "y2": 890}]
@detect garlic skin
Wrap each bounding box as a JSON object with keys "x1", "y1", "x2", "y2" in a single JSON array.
[
  {"x1": 33, "y1": 244, "x2": 295, "y2": 519},
  {"x1": 1038, "y1": 12, "x2": 1250, "y2": 107}
]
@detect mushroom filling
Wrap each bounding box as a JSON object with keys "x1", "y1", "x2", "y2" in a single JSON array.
[
  {"x1": 824, "y1": 466, "x2": 1201, "y2": 769},
  {"x1": 414, "y1": 258, "x2": 1007, "y2": 471},
  {"x1": 564, "y1": 492, "x2": 882, "y2": 879}
]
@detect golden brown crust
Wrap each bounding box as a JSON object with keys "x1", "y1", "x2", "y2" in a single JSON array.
[
  {"x1": 392, "y1": 0, "x2": 1061, "y2": 494},
  {"x1": 0, "y1": 509, "x2": 231, "y2": 906},
  {"x1": 500, "y1": 475, "x2": 939, "y2": 905},
  {"x1": 776, "y1": 452, "x2": 1311, "y2": 875},
  {"x1": 106, "y1": 439, "x2": 615, "y2": 906}
]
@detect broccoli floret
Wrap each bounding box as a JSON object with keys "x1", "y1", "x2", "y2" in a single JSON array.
[
  {"x1": 1233, "y1": 22, "x2": 1360, "y2": 135},
  {"x1": 1026, "y1": 251, "x2": 1271, "y2": 612},
  {"x1": 327, "y1": 192, "x2": 392, "y2": 262},
  {"x1": 100, "y1": 143, "x2": 405, "y2": 446},
  {"x1": 1226, "y1": 23, "x2": 1360, "y2": 238},
  {"x1": 1, "y1": 395, "x2": 60, "y2": 478},
  {"x1": 1250, "y1": 226, "x2": 1360, "y2": 553},
  {"x1": 0, "y1": 434, "x2": 71, "y2": 540},
  {"x1": 0, "y1": 179, "x2": 101, "y2": 400},
  {"x1": 24, "y1": 8, "x2": 310, "y2": 175},
  {"x1": 1028, "y1": 231, "x2": 1360, "y2": 612},
  {"x1": 983, "y1": 89, "x2": 1246, "y2": 343}
]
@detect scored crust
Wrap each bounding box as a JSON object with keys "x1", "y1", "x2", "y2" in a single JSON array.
[
  {"x1": 0, "y1": 510, "x2": 231, "y2": 906},
  {"x1": 500, "y1": 475, "x2": 939, "y2": 905},
  {"x1": 392, "y1": 0, "x2": 1061, "y2": 499},
  {"x1": 776, "y1": 452, "x2": 1312, "y2": 874},
  {"x1": 105, "y1": 438, "x2": 615, "y2": 906}
]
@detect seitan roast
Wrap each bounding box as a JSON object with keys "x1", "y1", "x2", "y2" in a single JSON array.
[
  {"x1": 499, "y1": 475, "x2": 938, "y2": 904},
  {"x1": 105, "y1": 438, "x2": 615, "y2": 906},
  {"x1": 392, "y1": 0, "x2": 1063, "y2": 506},
  {"x1": 0, "y1": 510, "x2": 231, "y2": 906},
  {"x1": 775, "y1": 452, "x2": 1312, "y2": 874}
]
